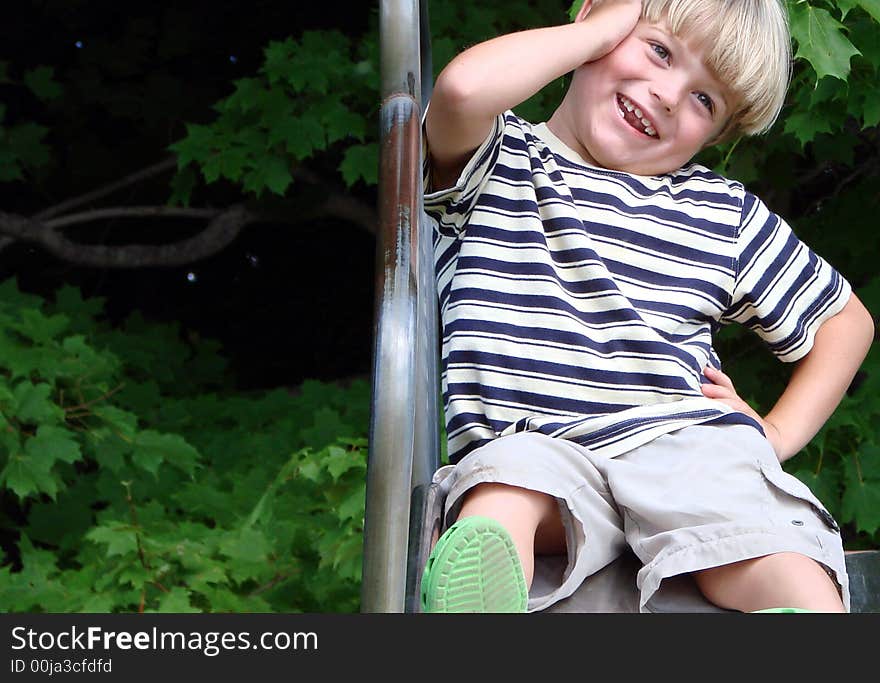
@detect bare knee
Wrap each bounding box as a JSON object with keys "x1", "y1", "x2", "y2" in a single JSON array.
[
  {"x1": 458, "y1": 482, "x2": 565, "y2": 555},
  {"x1": 461, "y1": 482, "x2": 553, "y2": 518},
  {"x1": 693, "y1": 552, "x2": 845, "y2": 613}
]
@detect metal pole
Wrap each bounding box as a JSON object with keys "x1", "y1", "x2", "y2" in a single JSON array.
[
  {"x1": 412, "y1": 0, "x2": 439, "y2": 504},
  {"x1": 361, "y1": 0, "x2": 424, "y2": 613}
]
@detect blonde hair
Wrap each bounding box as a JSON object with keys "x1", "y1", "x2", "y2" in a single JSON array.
[{"x1": 638, "y1": 0, "x2": 792, "y2": 139}]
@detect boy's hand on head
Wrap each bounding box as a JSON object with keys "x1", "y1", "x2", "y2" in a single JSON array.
[
  {"x1": 701, "y1": 366, "x2": 784, "y2": 459},
  {"x1": 576, "y1": 0, "x2": 643, "y2": 62}
]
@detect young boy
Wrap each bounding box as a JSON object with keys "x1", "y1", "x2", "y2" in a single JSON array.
[{"x1": 419, "y1": 0, "x2": 875, "y2": 613}]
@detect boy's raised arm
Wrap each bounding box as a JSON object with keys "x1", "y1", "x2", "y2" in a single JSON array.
[{"x1": 425, "y1": 0, "x2": 642, "y2": 190}]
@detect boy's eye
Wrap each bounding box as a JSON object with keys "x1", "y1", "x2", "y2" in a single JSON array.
[
  {"x1": 696, "y1": 92, "x2": 715, "y2": 114},
  {"x1": 650, "y1": 43, "x2": 670, "y2": 61}
]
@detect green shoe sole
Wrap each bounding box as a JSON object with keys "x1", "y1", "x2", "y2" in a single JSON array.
[{"x1": 420, "y1": 516, "x2": 528, "y2": 613}]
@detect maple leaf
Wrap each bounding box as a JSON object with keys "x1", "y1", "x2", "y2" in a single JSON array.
[{"x1": 790, "y1": 3, "x2": 861, "y2": 82}]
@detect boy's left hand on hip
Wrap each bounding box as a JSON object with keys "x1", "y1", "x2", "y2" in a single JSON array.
[{"x1": 701, "y1": 366, "x2": 783, "y2": 459}]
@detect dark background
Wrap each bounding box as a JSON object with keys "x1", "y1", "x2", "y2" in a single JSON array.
[{"x1": 0, "y1": 1, "x2": 378, "y2": 390}]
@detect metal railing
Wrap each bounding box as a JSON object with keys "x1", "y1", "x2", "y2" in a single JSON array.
[{"x1": 361, "y1": 0, "x2": 438, "y2": 613}]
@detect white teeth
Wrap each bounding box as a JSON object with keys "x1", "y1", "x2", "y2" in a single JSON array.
[{"x1": 619, "y1": 95, "x2": 657, "y2": 138}]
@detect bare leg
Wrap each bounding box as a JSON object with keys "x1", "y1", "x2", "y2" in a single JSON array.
[
  {"x1": 693, "y1": 552, "x2": 845, "y2": 613},
  {"x1": 457, "y1": 482, "x2": 565, "y2": 587}
]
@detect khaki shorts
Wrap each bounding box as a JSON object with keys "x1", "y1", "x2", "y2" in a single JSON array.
[{"x1": 433, "y1": 425, "x2": 849, "y2": 613}]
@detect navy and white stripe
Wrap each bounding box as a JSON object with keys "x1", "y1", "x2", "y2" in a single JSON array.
[{"x1": 424, "y1": 112, "x2": 851, "y2": 464}]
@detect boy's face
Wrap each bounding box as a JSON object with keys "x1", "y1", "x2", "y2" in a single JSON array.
[{"x1": 553, "y1": 18, "x2": 731, "y2": 176}]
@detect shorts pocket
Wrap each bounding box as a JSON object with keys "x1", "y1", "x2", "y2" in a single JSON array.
[{"x1": 757, "y1": 459, "x2": 840, "y2": 533}]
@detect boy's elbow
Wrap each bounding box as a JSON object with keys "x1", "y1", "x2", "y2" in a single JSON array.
[{"x1": 433, "y1": 61, "x2": 485, "y2": 115}]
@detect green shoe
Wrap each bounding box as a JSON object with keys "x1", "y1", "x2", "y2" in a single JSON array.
[
  {"x1": 751, "y1": 608, "x2": 818, "y2": 613},
  {"x1": 420, "y1": 515, "x2": 528, "y2": 613}
]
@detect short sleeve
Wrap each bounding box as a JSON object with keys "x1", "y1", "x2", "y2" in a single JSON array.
[
  {"x1": 422, "y1": 110, "x2": 506, "y2": 237},
  {"x1": 721, "y1": 192, "x2": 852, "y2": 362}
]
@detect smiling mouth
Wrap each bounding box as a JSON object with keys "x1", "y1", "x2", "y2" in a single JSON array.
[{"x1": 617, "y1": 94, "x2": 658, "y2": 138}]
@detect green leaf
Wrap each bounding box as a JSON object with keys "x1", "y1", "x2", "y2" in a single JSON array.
[
  {"x1": 52, "y1": 286, "x2": 106, "y2": 328},
  {"x1": 854, "y1": 0, "x2": 880, "y2": 24},
  {"x1": 186, "y1": 564, "x2": 229, "y2": 592},
  {"x1": 841, "y1": 478, "x2": 880, "y2": 534},
  {"x1": 297, "y1": 453, "x2": 322, "y2": 482},
  {"x1": 227, "y1": 78, "x2": 265, "y2": 113},
  {"x1": 1, "y1": 451, "x2": 60, "y2": 499},
  {"x1": 262, "y1": 38, "x2": 297, "y2": 86},
  {"x1": 838, "y1": 0, "x2": 861, "y2": 19},
  {"x1": 18, "y1": 535, "x2": 57, "y2": 576},
  {"x1": 170, "y1": 123, "x2": 216, "y2": 168},
  {"x1": 336, "y1": 486, "x2": 365, "y2": 524},
  {"x1": 116, "y1": 562, "x2": 152, "y2": 590},
  {"x1": 25, "y1": 425, "x2": 82, "y2": 465},
  {"x1": 61, "y1": 333, "x2": 118, "y2": 374},
  {"x1": 93, "y1": 405, "x2": 139, "y2": 438},
  {"x1": 208, "y1": 145, "x2": 250, "y2": 183},
  {"x1": 314, "y1": 99, "x2": 366, "y2": 144},
  {"x1": 10, "y1": 309, "x2": 69, "y2": 343},
  {"x1": 257, "y1": 88, "x2": 294, "y2": 132},
  {"x1": 132, "y1": 430, "x2": 199, "y2": 476},
  {"x1": 281, "y1": 116, "x2": 325, "y2": 159},
  {"x1": 858, "y1": 443, "x2": 880, "y2": 479},
  {"x1": 0, "y1": 422, "x2": 22, "y2": 455},
  {"x1": 91, "y1": 431, "x2": 131, "y2": 472},
  {"x1": 340, "y1": 143, "x2": 378, "y2": 187},
  {"x1": 219, "y1": 527, "x2": 271, "y2": 562},
  {"x1": 242, "y1": 156, "x2": 293, "y2": 196},
  {"x1": 849, "y1": 12, "x2": 880, "y2": 72},
  {"x1": 218, "y1": 528, "x2": 273, "y2": 583},
  {"x1": 861, "y1": 87, "x2": 880, "y2": 127},
  {"x1": 840, "y1": 451, "x2": 880, "y2": 534},
  {"x1": 302, "y1": 408, "x2": 349, "y2": 450},
  {"x1": 154, "y1": 587, "x2": 201, "y2": 613},
  {"x1": 13, "y1": 382, "x2": 63, "y2": 424},
  {"x1": 323, "y1": 444, "x2": 365, "y2": 481},
  {"x1": 23, "y1": 66, "x2": 62, "y2": 100},
  {"x1": 790, "y1": 3, "x2": 861, "y2": 81},
  {"x1": 316, "y1": 527, "x2": 362, "y2": 581},
  {"x1": 86, "y1": 522, "x2": 140, "y2": 557},
  {"x1": 168, "y1": 165, "x2": 198, "y2": 207},
  {"x1": 78, "y1": 593, "x2": 117, "y2": 613}
]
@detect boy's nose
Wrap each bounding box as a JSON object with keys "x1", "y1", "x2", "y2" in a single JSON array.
[{"x1": 650, "y1": 80, "x2": 687, "y2": 114}]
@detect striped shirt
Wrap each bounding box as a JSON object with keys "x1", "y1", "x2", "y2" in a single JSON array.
[{"x1": 423, "y1": 112, "x2": 851, "y2": 464}]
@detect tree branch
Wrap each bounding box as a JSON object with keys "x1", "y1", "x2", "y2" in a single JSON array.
[
  {"x1": 33, "y1": 157, "x2": 178, "y2": 221},
  {"x1": 0, "y1": 154, "x2": 378, "y2": 268},
  {"x1": 0, "y1": 205, "x2": 256, "y2": 267},
  {"x1": 46, "y1": 206, "x2": 218, "y2": 230}
]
